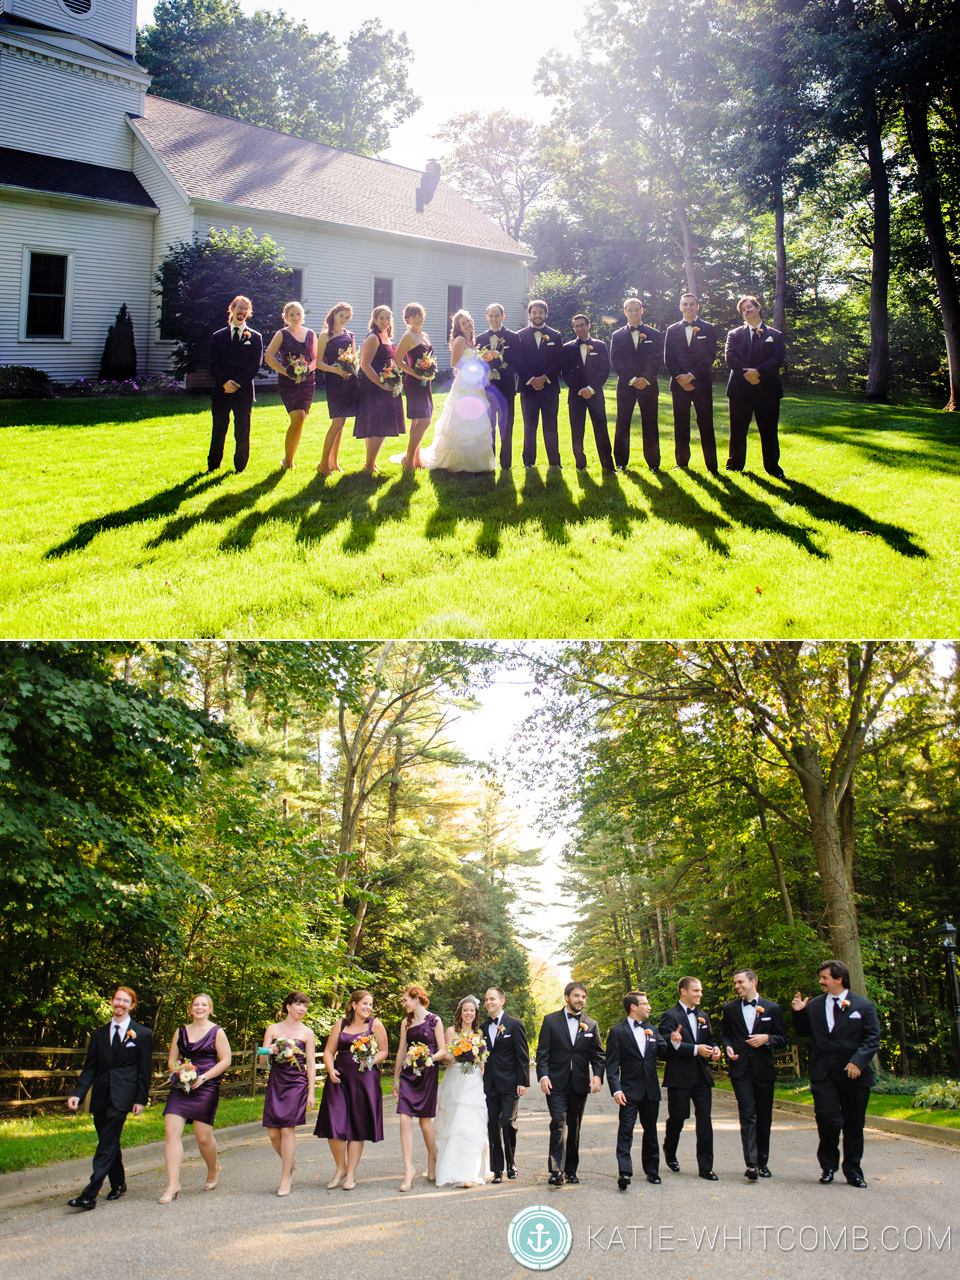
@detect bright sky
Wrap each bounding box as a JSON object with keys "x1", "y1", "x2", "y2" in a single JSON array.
[{"x1": 135, "y1": 0, "x2": 585, "y2": 170}]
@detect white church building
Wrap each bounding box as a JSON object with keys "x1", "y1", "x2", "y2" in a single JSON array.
[{"x1": 0, "y1": 0, "x2": 532, "y2": 381}]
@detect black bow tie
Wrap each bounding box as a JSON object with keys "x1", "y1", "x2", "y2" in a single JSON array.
[
  {"x1": 742, "y1": 999, "x2": 757, "y2": 1007},
  {"x1": 566, "y1": 1010, "x2": 581, "y2": 1020},
  {"x1": 630, "y1": 325, "x2": 643, "y2": 331}
]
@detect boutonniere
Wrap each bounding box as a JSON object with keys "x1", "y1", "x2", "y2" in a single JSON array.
[
  {"x1": 496, "y1": 1024, "x2": 504, "y2": 1038},
  {"x1": 644, "y1": 1028, "x2": 654, "y2": 1037},
  {"x1": 690, "y1": 326, "x2": 700, "y2": 335},
  {"x1": 697, "y1": 1017, "x2": 706, "y2": 1026},
  {"x1": 125, "y1": 1028, "x2": 137, "y2": 1040},
  {"x1": 579, "y1": 1021, "x2": 588, "y2": 1033},
  {"x1": 839, "y1": 999, "x2": 850, "y2": 1012},
  {"x1": 241, "y1": 333, "x2": 251, "y2": 344}
]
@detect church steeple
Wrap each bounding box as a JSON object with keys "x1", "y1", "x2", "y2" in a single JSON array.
[{"x1": 2, "y1": 0, "x2": 138, "y2": 57}]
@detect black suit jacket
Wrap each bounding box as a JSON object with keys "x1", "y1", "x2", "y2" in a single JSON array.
[
  {"x1": 73, "y1": 1021, "x2": 153, "y2": 1113},
  {"x1": 515, "y1": 324, "x2": 564, "y2": 393},
  {"x1": 605, "y1": 1019, "x2": 666, "y2": 1103},
  {"x1": 659, "y1": 1002, "x2": 718, "y2": 1089},
  {"x1": 663, "y1": 319, "x2": 718, "y2": 387},
  {"x1": 792, "y1": 992, "x2": 880, "y2": 1088},
  {"x1": 536, "y1": 1008, "x2": 605, "y2": 1094},
  {"x1": 721, "y1": 997, "x2": 787, "y2": 1082},
  {"x1": 480, "y1": 1013, "x2": 530, "y2": 1095},
  {"x1": 561, "y1": 338, "x2": 610, "y2": 395},
  {"x1": 476, "y1": 327, "x2": 520, "y2": 398},
  {"x1": 610, "y1": 323, "x2": 662, "y2": 388},
  {"x1": 724, "y1": 323, "x2": 784, "y2": 400},
  {"x1": 209, "y1": 325, "x2": 264, "y2": 400}
]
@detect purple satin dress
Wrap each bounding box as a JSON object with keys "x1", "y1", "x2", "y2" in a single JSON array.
[
  {"x1": 314, "y1": 1017, "x2": 384, "y2": 1142},
  {"x1": 262, "y1": 1038, "x2": 309, "y2": 1128},
  {"x1": 163, "y1": 1025, "x2": 221, "y2": 1126},
  {"x1": 276, "y1": 329, "x2": 316, "y2": 414},
  {"x1": 397, "y1": 1012, "x2": 440, "y2": 1118},
  {"x1": 323, "y1": 330, "x2": 359, "y2": 419},
  {"x1": 354, "y1": 336, "x2": 405, "y2": 438}
]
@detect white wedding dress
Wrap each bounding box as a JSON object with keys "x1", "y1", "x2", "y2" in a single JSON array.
[
  {"x1": 420, "y1": 349, "x2": 496, "y2": 472},
  {"x1": 434, "y1": 1063, "x2": 490, "y2": 1187}
]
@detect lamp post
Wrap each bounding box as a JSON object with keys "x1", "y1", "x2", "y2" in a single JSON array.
[{"x1": 937, "y1": 919, "x2": 960, "y2": 1069}]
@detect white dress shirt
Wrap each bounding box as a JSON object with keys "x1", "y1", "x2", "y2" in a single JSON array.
[
  {"x1": 825, "y1": 989, "x2": 849, "y2": 1032},
  {"x1": 672, "y1": 1003, "x2": 699, "y2": 1049},
  {"x1": 630, "y1": 1019, "x2": 646, "y2": 1056},
  {"x1": 488, "y1": 1016, "x2": 501, "y2": 1049},
  {"x1": 580, "y1": 342, "x2": 590, "y2": 364},
  {"x1": 567, "y1": 1011, "x2": 580, "y2": 1046},
  {"x1": 109, "y1": 1015, "x2": 131, "y2": 1044},
  {"x1": 631, "y1": 329, "x2": 640, "y2": 348},
  {"x1": 685, "y1": 323, "x2": 696, "y2": 346}
]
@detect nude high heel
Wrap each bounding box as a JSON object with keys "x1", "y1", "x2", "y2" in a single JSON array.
[
  {"x1": 204, "y1": 1163, "x2": 221, "y2": 1191},
  {"x1": 158, "y1": 1187, "x2": 180, "y2": 1203}
]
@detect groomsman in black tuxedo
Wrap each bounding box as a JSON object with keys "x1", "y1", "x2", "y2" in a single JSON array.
[
  {"x1": 476, "y1": 303, "x2": 520, "y2": 469},
  {"x1": 610, "y1": 297, "x2": 663, "y2": 470},
  {"x1": 659, "y1": 975, "x2": 721, "y2": 1179},
  {"x1": 663, "y1": 293, "x2": 718, "y2": 472},
  {"x1": 724, "y1": 295, "x2": 786, "y2": 478},
  {"x1": 66, "y1": 986, "x2": 153, "y2": 1209},
  {"x1": 721, "y1": 968, "x2": 787, "y2": 1179},
  {"x1": 481, "y1": 987, "x2": 530, "y2": 1182},
  {"x1": 515, "y1": 299, "x2": 564, "y2": 468},
  {"x1": 606, "y1": 991, "x2": 667, "y2": 1190},
  {"x1": 207, "y1": 294, "x2": 264, "y2": 474},
  {"x1": 792, "y1": 959, "x2": 881, "y2": 1187},
  {"x1": 561, "y1": 315, "x2": 614, "y2": 472},
  {"x1": 536, "y1": 981, "x2": 605, "y2": 1186}
]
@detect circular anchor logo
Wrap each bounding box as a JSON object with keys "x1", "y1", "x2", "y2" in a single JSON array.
[{"x1": 507, "y1": 1204, "x2": 573, "y2": 1271}]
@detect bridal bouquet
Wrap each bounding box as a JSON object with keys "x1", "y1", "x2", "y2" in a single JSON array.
[
  {"x1": 378, "y1": 362, "x2": 403, "y2": 397},
  {"x1": 171, "y1": 1059, "x2": 198, "y2": 1093},
  {"x1": 411, "y1": 351, "x2": 438, "y2": 383},
  {"x1": 286, "y1": 353, "x2": 310, "y2": 383},
  {"x1": 403, "y1": 1042, "x2": 435, "y2": 1077},
  {"x1": 475, "y1": 344, "x2": 505, "y2": 380},
  {"x1": 271, "y1": 1037, "x2": 304, "y2": 1072},
  {"x1": 350, "y1": 1033, "x2": 379, "y2": 1072},
  {"x1": 336, "y1": 348, "x2": 359, "y2": 376},
  {"x1": 451, "y1": 1032, "x2": 488, "y2": 1075}
]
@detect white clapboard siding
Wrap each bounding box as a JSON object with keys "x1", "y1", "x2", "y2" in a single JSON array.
[
  {"x1": 190, "y1": 203, "x2": 529, "y2": 372},
  {"x1": 0, "y1": 48, "x2": 143, "y2": 170},
  {"x1": 7, "y1": 0, "x2": 137, "y2": 58},
  {"x1": 0, "y1": 191, "x2": 155, "y2": 380}
]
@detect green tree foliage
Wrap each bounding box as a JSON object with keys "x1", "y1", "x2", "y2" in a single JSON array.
[
  {"x1": 137, "y1": 0, "x2": 421, "y2": 156},
  {"x1": 154, "y1": 226, "x2": 293, "y2": 377}
]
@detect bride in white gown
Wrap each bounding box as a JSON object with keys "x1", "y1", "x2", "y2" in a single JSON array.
[
  {"x1": 434, "y1": 994, "x2": 491, "y2": 1187},
  {"x1": 419, "y1": 310, "x2": 496, "y2": 472}
]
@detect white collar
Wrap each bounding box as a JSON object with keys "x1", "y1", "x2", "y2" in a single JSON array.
[{"x1": 110, "y1": 1015, "x2": 131, "y2": 1036}]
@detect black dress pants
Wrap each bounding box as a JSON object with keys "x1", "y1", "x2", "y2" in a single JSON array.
[
  {"x1": 810, "y1": 1076, "x2": 870, "y2": 1181},
  {"x1": 614, "y1": 382, "x2": 659, "y2": 469},
  {"x1": 615, "y1": 1096, "x2": 660, "y2": 1177},
  {"x1": 664, "y1": 1079, "x2": 714, "y2": 1173},
  {"x1": 520, "y1": 389, "x2": 561, "y2": 466},
  {"x1": 671, "y1": 383, "x2": 717, "y2": 470},
  {"x1": 485, "y1": 1089, "x2": 520, "y2": 1172},
  {"x1": 546, "y1": 1088, "x2": 588, "y2": 1174},
  {"x1": 730, "y1": 1070, "x2": 775, "y2": 1167},
  {"x1": 209, "y1": 392, "x2": 252, "y2": 472},
  {"x1": 488, "y1": 384, "x2": 517, "y2": 468},
  {"x1": 82, "y1": 1104, "x2": 129, "y2": 1197},
  {"x1": 726, "y1": 392, "x2": 781, "y2": 474},
  {"x1": 568, "y1": 392, "x2": 614, "y2": 471}
]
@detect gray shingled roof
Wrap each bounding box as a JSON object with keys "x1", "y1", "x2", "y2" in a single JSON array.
[
  {"x1": 131, "y1": 97, "x2": 528, "y2": 258},
  {"x1": 0, "y1": 145, "x2": 156, "y2": 209}
]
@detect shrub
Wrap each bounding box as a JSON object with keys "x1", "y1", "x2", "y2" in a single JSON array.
[
  {"x1": 914, "y1": 1080, "x2": 960, "y2": 1110},
  {"x1": 99, "y1": 303, "x2": 138, "y2": 382},
  {"x1": 0, "y1": 366, "x2": 56, "y2": 398}
]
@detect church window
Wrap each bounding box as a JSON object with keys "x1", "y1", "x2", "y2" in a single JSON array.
[
  {"x1": 447, "y1": 284, "x2": 464, "y2": 327},
  {"x1": 373, "y1": 277, "x2": 393, "y2": 309},
  {"x1": 24, "y1": 252, "x2": 70, "y2": 340},
  {"x1": 290, "y1": 268, "x2": 304, "y2": 300}
]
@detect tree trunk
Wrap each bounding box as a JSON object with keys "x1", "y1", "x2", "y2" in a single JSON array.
[
  {"x1": 655, "y1": 904, "x2": 669, "y2": 967},
  {"x1": 864, "y1": 97, "x2": 890, "y2": 402},
  {"x1": 675, "y1": 200, "x2": 699, "y2": 296},
  {"x1": 773, "y1": 174, "x2": 787, "y2": 339},
  {"x1": 756, "y1": 801, "x2": 798, "y2": 940}
]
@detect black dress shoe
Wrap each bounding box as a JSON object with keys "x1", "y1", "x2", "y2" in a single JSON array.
[
  {"x1": 646, "y1": 1174, "x2": 661, "y2": 1185},
  {"x1": 106, "y1": 1184, "x2": 127, "y2": 1201},
  {"x1": 768, "y1": 469, "x2": 786, "y2": 479},
  {"x1": 758, "y1": 1166, "x2": 772, "y2": 1178},
  {"x1": 745, "y1": 1167, "x2": 758, "y2": 1181},
  {"x1": 846, "y1": 1176, "x2": 868, "y2": 1188},
  {"x1": 564, "y1": 1172, "x2": 579, "y2": 1184},
  {"x1": 617, "y1": 1175, "x2": 631, "y2": 1191},
  {"x1": 548, "y1": 1172, "x2": 563, "y2": 1187},
  {"x1": 507, "y1": 1167, "x2": 518, "y2": 1180},
  {"x1": 67, "y1": 1195, "x2": 96, "y2": 1211},
  {"x1": 699, "y1": 1171, "x2": 719, "y2": 1181},
  {"x1": 819, "y1": 1170, "x2": 835, "y2": 1184},
  {"x1": 491, "y1": 1172, "x2": 503, "y2": 1184},
  {"x1": 665, "y1": 1159, "x2": 680, "y2": 1173}
]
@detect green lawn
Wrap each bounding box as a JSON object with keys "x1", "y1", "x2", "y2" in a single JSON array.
[
  {"x1": 719, "y1": 1081, "x2": 960, "y2": 1129},
  {"x1": 3, "y1": 386, "x2": 957, "y2": 637}
]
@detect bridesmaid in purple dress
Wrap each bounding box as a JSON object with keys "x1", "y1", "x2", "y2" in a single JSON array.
[
  {"x1": 262, "y1": 990, "x2": 317, "y2": 1196},
  {"x1": 315, "y1": 989, "x2": 388, "y2": 1189},
  {"x1": 159, "y1": 993, "x2": 232, "y2": 1202},
  {"x1": 392, "y1": 984, "x2": 447, "y2": 1192},
  {"x1": 394, "y1": 303, "x2": 435, "y2": 470},
  {"x1": 316, "y1": 302, "x2": 359, "y2": 476},
  {"x1": 355, "y1": 306, "x2": 405, "y2": 472},
  {"x1": 263, "y1": 302, "x2": 318, "y2": 470}
]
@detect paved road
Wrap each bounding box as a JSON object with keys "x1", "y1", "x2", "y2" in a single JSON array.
[{"x1": 1, "y1": 1090, "x2": 955, "y2": 1280}]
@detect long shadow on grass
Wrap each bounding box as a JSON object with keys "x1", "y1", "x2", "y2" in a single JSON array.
[
  {"x1": 753, "y1": 474, "x2": 927, "y2": 557},
  {"x1": 293, "y1": 472, "x2": 417, "y2": 554},
  {"x1": 45, "y1": 471, "x2": 227, "y2": 558},
  {"x1": 627, "y1": 470, "x2": 736, "y2": 557},
  {"x1": 147, "y1": 471, "x2": 285, "y2": 548}
]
